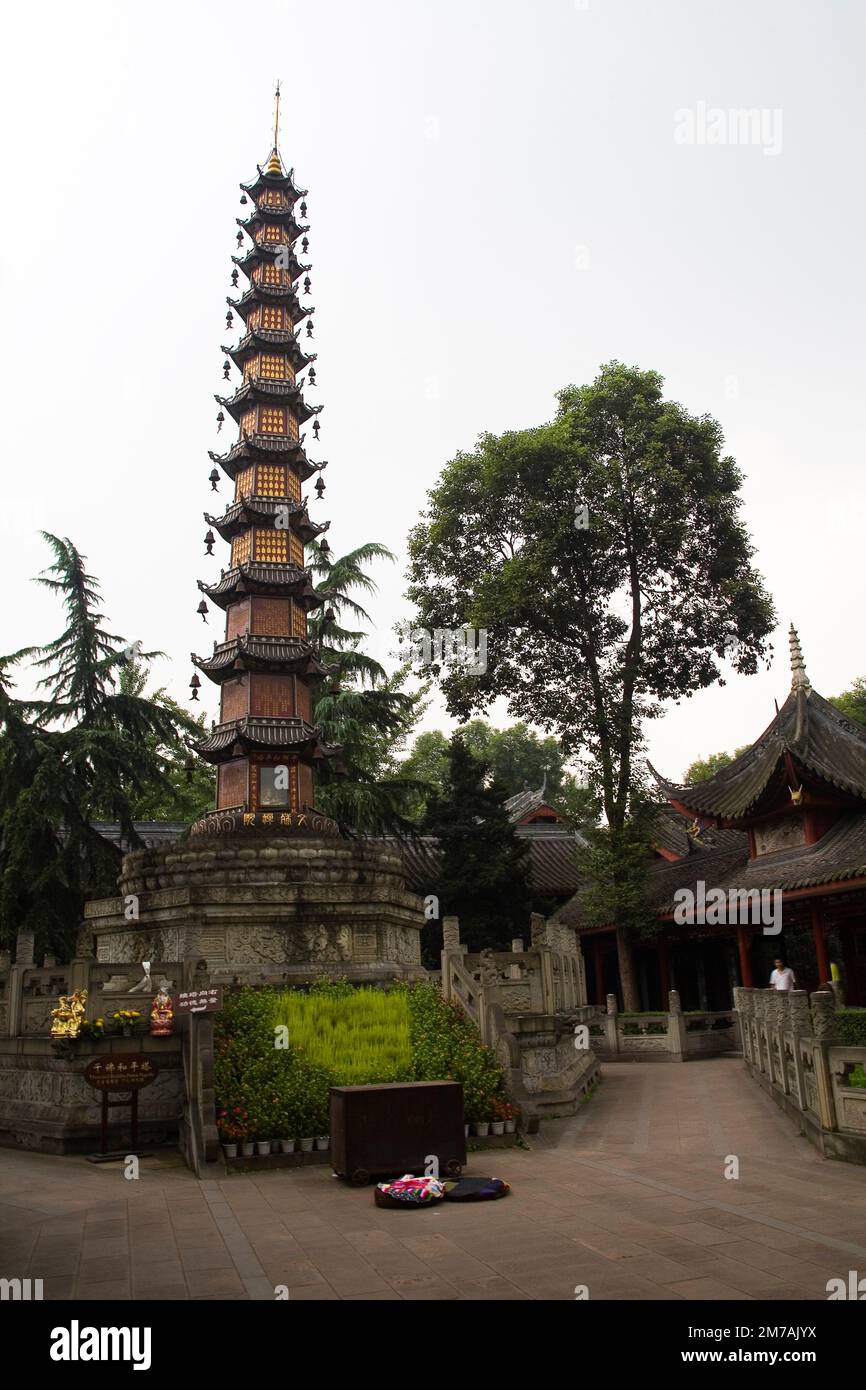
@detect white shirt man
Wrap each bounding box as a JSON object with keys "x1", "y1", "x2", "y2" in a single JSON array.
[{"x1": 770, "y1": 962, "x2": 796, "y2": 991}]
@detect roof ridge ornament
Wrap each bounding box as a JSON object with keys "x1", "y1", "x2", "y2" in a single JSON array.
[{"x1": 789, "y1": 622, "x2": 811, "y2": 693}]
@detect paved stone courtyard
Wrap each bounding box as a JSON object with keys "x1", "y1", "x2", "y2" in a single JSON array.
[{"x1": 2, "y1": 1059, "x2": 865, "y2": 1301}]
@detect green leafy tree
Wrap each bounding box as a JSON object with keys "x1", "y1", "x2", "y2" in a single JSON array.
[
  {"x1": 422, "y1": 731, "x2": 531, "y2": 961},
  {"x1": 682, "y1": 746, "x2": 749, "y2": 784},
  {"x1": 830, "y1": 677, "x2": 866, "y2": 727},
  {"x1": 0, "y1": 534, "x2": 196, "y2": 957},
  {"x1": 307, "y1": 540, "x2": 426, "y2": 834},
  {"x1": 407, "y1": 362, "x2": 775, "y2": 1007},
  {"x1": 398, "y1": 718, "x2": 600, "y2": 831}
]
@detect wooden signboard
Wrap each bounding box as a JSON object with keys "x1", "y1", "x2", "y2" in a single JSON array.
[
  {"x1": 84, "y1": 1056, "x2": 159, "y2": 1158},
  {"x1": 84, "y1": 1057, "x2": 159, "y2": 1091},
  {"x1": 175, "y1": 986, "x2": 223, "y2": 1015}
]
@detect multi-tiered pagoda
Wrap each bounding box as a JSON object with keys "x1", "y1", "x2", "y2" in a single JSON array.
[
  {"x1": 191, "y1": 99, "x2": 339, "y2": 836},
  {"x1": 84, "y1": 100, "x2": 426, "y2": 985}
]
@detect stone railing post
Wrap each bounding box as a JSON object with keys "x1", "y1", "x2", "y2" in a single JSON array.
[
  {"x1": 510, "y1": 938, "x2": 524, "y2": 981},
  {"x1": 667, "y1": 988, "x2": 687, "y2": 1059},
  {"x1": 810, "y1": 990, "x2": 838, "y2": 1131},
  {"x1": 4, "y1": 931, "x2": 37, "y2": 1037},
  {"x1": 440, "y1": 916, "x2": 462, "y2": 1003},
  {"x1": 530, "y1": 914, "x2": 556, "y2": 1014},
  {"x1": 604, "y1": 992, "x2": 620, "y2": 1055}
]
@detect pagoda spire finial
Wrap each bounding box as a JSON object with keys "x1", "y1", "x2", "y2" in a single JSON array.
[
  {"x1": 265, "y1": 81, "x2": 283, "y2": 175},
  {"x1": 789, "y1": 622, "x2": 811, "y2": 693}
]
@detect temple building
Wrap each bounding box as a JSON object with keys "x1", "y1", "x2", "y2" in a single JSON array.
[
  {"x1": 191, "y1": 93, "x2": 339, "y2": 835},
  {"x1": 555, "y1": 626, "x2": 866, "y2": 1009}
]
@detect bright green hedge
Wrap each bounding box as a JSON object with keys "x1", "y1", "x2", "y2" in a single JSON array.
[{"x1": 214, "y1": 979, "x2": 506, "y2": 1140}]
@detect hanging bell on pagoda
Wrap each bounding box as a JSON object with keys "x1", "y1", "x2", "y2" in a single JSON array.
[
  {"x1": 301, "y1": 236, "x2": 309, "y2": 254},
  {"x1": 204, "y1": 529, "x2": 216, "y2": 556},
  {"x1": 236, "y1": 230, "x2": 244, "y2": 247},
  {"x1": 308, "y1": 367, "x2": 317, "y2": 386},
  {"x1": 324, "y1": 607, "x2": 336, "y2": 623},
  {"x1": 303, "y1": 276, "x2": 311, "y2": 295},
  {"x1": 319, "y1": 537, "x2": 330, "y2": 556},
  {"x1": 225, "y1": 311, "x2": 234, "y2": 329},
  {"x1": 197, "y1": 600, "x2": 209, "y2": 623},
  {"x1": 189, "y1": 673, "x2": 201, "y2": 701},
  {"x1": 240, "y1": 194, "x2": 248, "y2": 205},
  {"x1": 315, "y1": 476, "x2": 325, "y2": 499},
  {"x1": 209, "y1": 468, "x2": 220, "y2": 491},
  {"x1": 222, "y1": 360, "x2": 231, "y2": 380},
  {"x1": 216, "y1": 410, "x2": 225, "y2": 433},
  {"x1": 300, "y1": 201, "x2": 308, "y2": 218},
  {"x1": 306, "y1": 319, "x2": 314, "y2": 338},
  {"x1": 312, "y1": 419, "x2": 321, "y2": 440},
  {"x1": 231, "y1": 268, "x2": 239, "y2": 287},
  {"x1": 183, "y1": 755, "x2": 196, "y2": 784}
]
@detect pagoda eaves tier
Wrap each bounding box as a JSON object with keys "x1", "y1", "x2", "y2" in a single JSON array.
[{"x1": 191, "y1": 148, "x2": 339, "y2": 836}]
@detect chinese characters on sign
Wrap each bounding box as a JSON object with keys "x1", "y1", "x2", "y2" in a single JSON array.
[
  {"x1": 175, "y1": 987, "x2": 224, "y2": 1015},
  {"x1": 84, "y1": 1057, "x2": 159, "y2": 1091}
]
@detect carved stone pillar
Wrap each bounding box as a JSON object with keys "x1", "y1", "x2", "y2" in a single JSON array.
[
  {"x1": 442, "y1": 916, "x2": 461, "y2": 951},
  {"x1": 810, "y1": 990, "x2": 838, "y2": 1130}
]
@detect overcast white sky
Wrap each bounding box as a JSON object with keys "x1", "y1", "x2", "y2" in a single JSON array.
[{"x1": 1, "y1": 0, "x2": 863, "y2": 784}]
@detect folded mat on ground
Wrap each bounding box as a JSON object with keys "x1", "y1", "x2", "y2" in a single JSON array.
[{"x1": 443, "y1": 1177, "x2": 510, "y2": 1201}]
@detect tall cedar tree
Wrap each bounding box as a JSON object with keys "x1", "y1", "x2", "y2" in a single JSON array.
[
  {"x1": 407, "y1": 363, "x2": 775, "y2": 1007},
  {"x1": 0, "y1": 534, "x2": 203, "y2": 958},
  {"x1": 422, "y1": 731, "x2": 531, "y2": 962}
]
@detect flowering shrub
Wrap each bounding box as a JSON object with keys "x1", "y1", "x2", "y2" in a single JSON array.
[{"x1": 217, "y1": 1105, "x2": 250, "y2": 1142}]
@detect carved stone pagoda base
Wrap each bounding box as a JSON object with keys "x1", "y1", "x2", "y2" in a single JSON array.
[{"x1": 81, "y1": 834, "x2": 428, "y2": 986}]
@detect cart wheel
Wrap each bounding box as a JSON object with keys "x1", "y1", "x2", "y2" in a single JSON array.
[
  {"x1": 444, "y1": 1159, "x2": 462, "y2": 1178},
  {"x1": 349, "y1": 1168, "x2": 370, "y2": 1186}
]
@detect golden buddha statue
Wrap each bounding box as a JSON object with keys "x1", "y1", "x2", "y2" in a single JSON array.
[{"x1": 50, "y1": 989, "x2": 87, "y2": 1038}]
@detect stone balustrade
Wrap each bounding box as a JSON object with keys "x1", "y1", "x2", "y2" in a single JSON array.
[
  {"x1": 735, "y1": 987, "x2": 866, "y2": 1164},
  {"x1": 584, "y1": 992, "x2": 740, "y2": 1062},
  {"x1": 440, "y1": 913, "x2": 598, "y2": 1120}
]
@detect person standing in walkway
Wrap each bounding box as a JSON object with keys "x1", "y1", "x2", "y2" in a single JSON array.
[{"x1": 770, "y1": 958, "x2": 796, "y2": 991}]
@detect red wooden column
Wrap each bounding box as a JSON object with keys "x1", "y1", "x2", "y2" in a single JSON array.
[
  {"x1": 811, "y1": 902, "x2": 831, "y2": 986},
  {"x1": 658, "y1": 936, "x2": 671, "y2": 1003},
  {"x1": 593, "y1": 944, "x2": 605, "y2": 1006},
  {"x1": 736, "y1": 925, "x2": 754, "y2": 987}
]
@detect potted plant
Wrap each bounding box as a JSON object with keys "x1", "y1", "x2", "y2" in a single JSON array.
[
  {"x1": 500, "y1": 1100, "x2": 517, "y2": 1134},
  {"x1": 491, "y1": 1097, "x2": 512, "y2": 1135},
  {"x1": 218, "y1": 1105, "x2": 248, "y2": 1160},
  {"x1": 79, "y1": 1017, "x2": 106, "y2": 1040},
  {"x1": 112, "y1": 1009, "x2": 141, "y2": 1038}
]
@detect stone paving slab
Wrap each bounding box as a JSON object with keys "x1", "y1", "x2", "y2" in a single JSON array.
[{"x1": 1, "y1": 1059, "x2": 865, "y2": 1300}]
